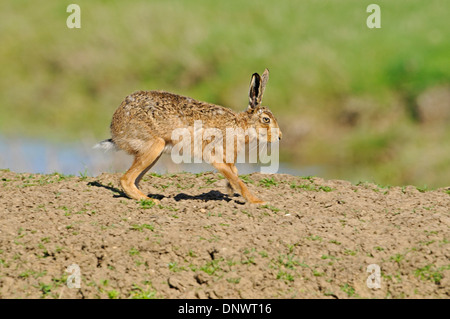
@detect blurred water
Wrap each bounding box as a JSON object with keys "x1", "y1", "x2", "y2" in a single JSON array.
[{"x1": 0, "y1": 136, "x2": 320, "y2": 177}]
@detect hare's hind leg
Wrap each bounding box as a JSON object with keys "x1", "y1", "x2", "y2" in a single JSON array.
[
  {"x1": 213, "y1": 162, "x2": 265, "y2": 204},
  {"x1": 120, "y1": 138, "x2": 165, "y2": 201}
]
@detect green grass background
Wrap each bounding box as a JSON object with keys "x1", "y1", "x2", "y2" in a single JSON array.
[{"x1": 0, "y1": 0, "x2": 449, "y2": 187}]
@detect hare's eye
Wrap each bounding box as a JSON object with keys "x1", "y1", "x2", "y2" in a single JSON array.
[{"x1": 262, "y1": 117, "x2": 270, "y2": 124}]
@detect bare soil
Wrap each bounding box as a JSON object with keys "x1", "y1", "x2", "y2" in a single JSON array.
[{"x1": 0, "y1": 169, "x2": 449, "y2": 299}]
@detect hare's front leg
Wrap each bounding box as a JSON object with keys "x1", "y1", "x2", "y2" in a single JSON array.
[
  {"x1": 120, "y1": 138, "x2": 165, "y2": 202},
  {"x1": 213, "y1": 162, "x2": 265, "y2": 204},
  {"x1": 224, "y1": 164, "x2": 239, "y2": 196}
]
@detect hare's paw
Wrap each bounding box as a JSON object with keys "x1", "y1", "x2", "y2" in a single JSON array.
[
  {"x1": 247, "y1": 197, "x2": 266, "y2": 205},
  {"x1": 122, "y1": 187, "x2": 160, "y2": 204}
]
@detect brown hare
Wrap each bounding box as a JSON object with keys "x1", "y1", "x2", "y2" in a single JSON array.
[{"x1": 95, "y1": 69, "x2": 282, "y2": 204}]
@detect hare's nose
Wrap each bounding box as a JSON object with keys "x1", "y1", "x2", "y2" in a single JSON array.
[{"x1": 278, "y1": 132, "x2": 282, "y2": 141}]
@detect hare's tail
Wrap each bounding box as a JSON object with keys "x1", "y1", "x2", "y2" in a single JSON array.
[{"x1": 93, "y1": 138, "x2": 117, "y2": 152}]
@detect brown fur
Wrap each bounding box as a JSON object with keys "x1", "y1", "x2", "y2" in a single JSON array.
[{"x1": 104, "y1": 69, "x2": 282, "y2": 204}]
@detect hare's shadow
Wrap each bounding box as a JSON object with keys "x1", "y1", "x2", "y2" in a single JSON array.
[
  {"x1": 87, "y1": 181, "x2": 234, "y2": 202},
  {"x1": 87, "y1": 181, "x2": 128, "y2": 199},
  {"x1": 174, "y1": 190, "x2": 233, "y2": 202}
]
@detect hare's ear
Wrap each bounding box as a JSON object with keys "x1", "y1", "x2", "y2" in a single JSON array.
[
  {"x1": 260, "y1": 68, "x2": 269, "y2": 97},
  {"x1": 248, "y1": 72, "x2": 261, "y2": 109},
  {"x1": 248, "y1": 69, "x2": 269, "y2": 110}
]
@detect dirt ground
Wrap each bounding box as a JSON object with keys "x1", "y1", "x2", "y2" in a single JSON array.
[{"x1": 0, "y1": 169, "x2": 449, "y2": 299}]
